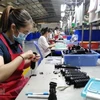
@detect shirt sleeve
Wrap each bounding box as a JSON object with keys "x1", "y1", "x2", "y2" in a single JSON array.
[
  {"x1": 54, "y1": 30, "x2": 57, "y2": 35},
  {"x1": 40, "y1": 37, "x2": 49, "y2": 51}
]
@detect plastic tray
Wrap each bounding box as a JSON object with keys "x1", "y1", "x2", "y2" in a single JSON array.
[
  {"x1": 55, "y1": 42, "x2": 66, "y2": 49},
  {"x1": 81, "y1": 78, "x2": 100, "y2": 100}
]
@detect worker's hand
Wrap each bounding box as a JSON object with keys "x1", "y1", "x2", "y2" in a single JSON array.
[
  {"x1": 52, "y1": 43, "x2": 55, "y2": 47},
  {"x1": 52, "y1": 42, "x2": 55, "y2": 44},
  {"x1": 20, "y1": 50, "x2": 35, "y2": 60},
  {"x1": 31, "y1": 54, "x2": 40, "y2": 62}
]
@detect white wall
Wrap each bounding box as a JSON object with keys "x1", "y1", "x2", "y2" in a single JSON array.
[
  {"x1": 31, "y1": 27, "x2": 38, "y2": 32},
  {"x1": 39, "y1": 23, "x2": 60, "y2": 29}
]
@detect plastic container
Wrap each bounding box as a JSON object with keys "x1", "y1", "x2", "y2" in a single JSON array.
[
  {"x1": 55, "y1": 42, "x2": 66, "y2": 49},
  {"x1": 80, "y1": 41, "x2": 99, "y2": 50},
  {"x1": 81, "y1": 78, "x2": 100, "y2": 100},
  {"x1": 62, "y1": 50, "x2": 100, "y2": 66},
  {"x1": 67, "y1": 35, "x2": 72, "y2": 40}
]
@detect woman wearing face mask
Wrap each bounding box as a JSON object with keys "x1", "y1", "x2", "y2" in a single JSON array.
[
  {"x1": 0, "y1": 6, "x2": 40, "y2": 99},
  {"x1": 38, "y1": 27, "x2": 55, "y2": 58},
  {"x1": 54, "y1": 27, "x2": 63, "y2": 40}
]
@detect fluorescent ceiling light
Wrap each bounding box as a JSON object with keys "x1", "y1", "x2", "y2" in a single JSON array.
[
  {"x1": 60, "y1": 20, "x2": 62, "y2": 23},
  {"x1": 61, "y1": 12, "x2": 65, "y2": 17},
  {"x1": 61, "y1": 4, "x2": 66, "y2": 12},
  {"x1": 0, "y1": 12, "x2": 2, "y2": 14}
]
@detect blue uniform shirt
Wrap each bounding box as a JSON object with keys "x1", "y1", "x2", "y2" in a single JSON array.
[{"x1": 0, "y1": 33, "x2": 22, "y2": 64}]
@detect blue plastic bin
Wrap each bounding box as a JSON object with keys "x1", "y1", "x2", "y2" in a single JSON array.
[
  {"x1": 67, "y1": 35, "x2": 72, "y2": 40},
  {"x1": 62, "y1": 51, "x2": 100, "y2": 66}
]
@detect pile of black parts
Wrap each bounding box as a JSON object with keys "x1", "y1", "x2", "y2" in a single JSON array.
[
  {"x1": 64, "y1": 45, "x2": 92, "y2": 54},
  {"x1": 55, "y1": 64, "x2": 90, "y2": 88}
]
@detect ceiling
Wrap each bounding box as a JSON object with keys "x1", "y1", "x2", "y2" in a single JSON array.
[{"x1": 0, "y1": 0, "x2": 90, "y2": 23}]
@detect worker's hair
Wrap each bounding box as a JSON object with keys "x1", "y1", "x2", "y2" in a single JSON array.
[
  {"x1": 41, "y1": 27, "x2": 51, "y2": 35},
  {"x1": 0, "y1": 6, "x2": 33, "y2": 33},
  {"x1": 55, "y1": 27, "x2": 59, "y2": 30}
]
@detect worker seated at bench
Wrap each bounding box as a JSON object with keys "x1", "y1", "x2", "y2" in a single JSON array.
[
  {"x1": 38, "y1": 27, "x2": 62, "y2": 58},
  {"x1": 0, "y1": 6, "x2": 40, "y2": 100},
  {"x1": 38, "y1": 27, "x2": 55, "y2": 58}
]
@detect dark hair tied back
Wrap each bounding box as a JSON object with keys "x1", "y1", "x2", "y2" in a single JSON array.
[
  {"x1": 0, "y1": 6, "x2": 33, "y2": 33},
  {"x1": 41, "y1": 27, "x2": 51, "y2": 35}
]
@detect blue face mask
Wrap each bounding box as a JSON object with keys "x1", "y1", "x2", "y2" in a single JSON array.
[{"x1": 14, "y1": 32, "x2": 27, "y2": 44}]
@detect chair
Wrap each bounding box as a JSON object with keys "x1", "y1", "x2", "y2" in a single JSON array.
[{"x1": 33, "y1": 41, "x2": 43, "y2": 65}]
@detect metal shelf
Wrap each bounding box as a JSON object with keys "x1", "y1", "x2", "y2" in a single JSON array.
[
  {"x1": 90, "y1": 18, "x2": 100, "y2": 24},
  {"x1": 89, "y1": 18, "x2": 100, "y2": 51},
  {"x1": 90, "y1": 18, "x2": 100, "y2": 26}
]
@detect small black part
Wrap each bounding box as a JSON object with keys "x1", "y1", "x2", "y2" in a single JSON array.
[
  {"x1": 48, "y1": 82, "x2": 57, "y2": 100},
  {"x1": 30, "y1": 74, "x2": 37, "y2": 78},
  {"x1": 55, "y1": 64, "x2": 80, "y2": 69},
  {"x1": 53, "y1": 71, "x2": 58, "y2": 74},
  {"x1": 33, "y1": 52, "x2": 37, "y2": 55},
  {"x1": 30, "y1": 62, "x2": 36, "y2": 69},
  {"x1": 74, "y1": 78, "x2": 89, "y2": 88},
  {"x1": 58, "y1": 75, "x2": 60, "y2": 77},
  {"x1": 39, "y1": 72, "x2": 43, "y2": 74}
]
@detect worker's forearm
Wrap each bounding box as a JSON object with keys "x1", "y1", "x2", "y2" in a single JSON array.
[
  {"x1": 0, "y1": 56, "x2": 23, "y2": 82},
  {"x1": 49, "y1": 44, "x2": 55, "y2": 48}
]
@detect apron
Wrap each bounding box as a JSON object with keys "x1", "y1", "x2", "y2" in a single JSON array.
[{"x1": 0, "y1": 34, "x2": 29, "y2": 100}]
